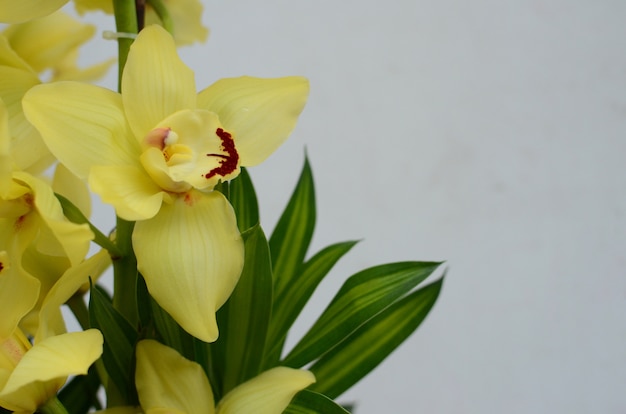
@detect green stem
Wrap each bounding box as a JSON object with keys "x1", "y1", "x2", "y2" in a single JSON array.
[
  {"x1": 110, "y1": 2, "x2": 140, "y2": 326},
  {"x1": 113, "y1": 217, "x2": 138, "y2": 326},
  {"x1": 112, "y1": 0, "x2": 139, "y2": 91},
  {"x1": 39, "y1": 397, "x2": 69, "y2": 414}
]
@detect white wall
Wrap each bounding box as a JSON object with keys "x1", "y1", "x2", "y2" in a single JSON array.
[{"x1": 79, "y1": 1, "x2": 626, "y2": 412}]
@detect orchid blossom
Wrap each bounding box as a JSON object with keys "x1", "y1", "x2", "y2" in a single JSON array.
[
  {"x1": 0, "y1": 241, "x2": 105, "y2": 413},
  {"x1": 2, "y1": 11, "x2": 116, "y2": 82},
  {"x1": 23, "y1": 25, "x2": 309, "y2": 342}
]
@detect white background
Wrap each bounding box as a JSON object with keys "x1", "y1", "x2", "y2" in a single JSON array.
[{"x1": 73, "y1": 1, "x2": 626, "y2": 413}]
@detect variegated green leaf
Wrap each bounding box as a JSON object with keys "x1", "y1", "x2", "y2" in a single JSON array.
[
  {"x1": 283, "y1": 262, "x2": 442, "y2": 368},
  {"x1": 269, "y1": 156, "x2": 316, "y2": 299},
  {"x1": 310, "y1": 278, "x2": 444, "y2": 398},
  {"x1": 229, "y1": 167, "x2": 259, "y2": 233},
  {"x1": 266, "y1": 241, "x2": 358, "y2": 362}
]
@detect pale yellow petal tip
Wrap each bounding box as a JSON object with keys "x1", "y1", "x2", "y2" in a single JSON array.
[{"x1": 216, "y1": 367, "x2": 316, "y2": 413}]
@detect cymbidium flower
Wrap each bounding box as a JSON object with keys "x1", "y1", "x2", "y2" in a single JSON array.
[
  {"x1": 23, "y1": 25, "x2": 309, "y2": 342},
  {"x1": 0, "y1": 0, "x2": 68, "y2": 24},
  {"x1": 0, "y1": 171, "x2": 93, "y2": 267},
  {"x1": 2, "y1": 10, "x2": 116, "y2": 82},
  {"x1": 100, "y1": 340, "x2": 315, "y2": 413},
  {"x1": 0, "y1": 11, "x2": 114, "y2": 176},
  {"x1": 0, "y1": 247, "x2": 104, "y2": 413},
  {"x1": 75, "y1": 0, "x2": 209, "y2": 46},
  {"x1": 0, "y1": 170, "x2": 99, "y2": 337}
]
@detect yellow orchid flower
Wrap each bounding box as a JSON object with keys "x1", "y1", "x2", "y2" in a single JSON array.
[
  {"x1": 0, "y1": 12, "x2": 114, "y2": 176},
  {"x1": 126, "y1": 340, "x2": 315, "y2": 413},
  {"x1": 0, "y1": 170, "x2": 100, "y2": 337},
  {"x1": 0, "y1": 247, "x2": 104, "y2": 413},
  {"x1": 23, "y1": 25, "x2": 309, "y2": 343},
  {"x1": 2, "y1": 10, "x2": 116, "y2": 82},
  {"x1": 0, "y1": 0, "x2": 68, "y2": 24},
  {"x1": 0, "y1": 171, "x2": 93, "y2": 267},
  {"x1": 74, "y1": 0, "x2": 209, "y2": 46},
  {"x1": 0, "y1": 327, "x2": 103, "y2": 413}
]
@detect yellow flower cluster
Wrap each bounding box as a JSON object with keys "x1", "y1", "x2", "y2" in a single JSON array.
[{"x1": 0, "y1": 3, "x2": 314, "y2": 413}]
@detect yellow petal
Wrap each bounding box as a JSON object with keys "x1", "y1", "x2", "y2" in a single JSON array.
[
  {"x1": 52, "y1": 163, "x2": 91, "y2": 218},
  {"x1": 0, "y1": 329, "x2": 102, "y2": 412},
  {"x1": 89, "y1": 165, "x2": 168, "y2": 221},
  {"x1": 35, "y1": 250, "x2": 111, "y2": 340},
  {"x1": 216, "y1": 367, "x2": 315, "y2": 414},
  {"x1": 133, "y1": 191, "x2": 244, "y2": 342},
  {"x1": 0, "y1": 250, "x2": 39, "y2": 340},
  {"x1": 0, "y1": 0, "x2": 69, "y2": 24},
  {"x1": 94, "y1": 408, "x2": 143, "y2": 414},
  {"x1": 0, "y1": 63, "x2": 51, "y2": 174},
  {"x1": 145, "y1": 0, "x2": 209, "y2": 46},
  {"x1": 135, "y1": 340, "x2": 215, "y2": 413},
  {"x1": 52, "y1": 56, "x2": 116, "y2": 82},
  {"x1": 73, "y1": 0, "x2": 114, "y2": 14},
  {"x1": 122, "y1": 25, "x2": 196, "y2": 140},
  {"x1": 2, "y1": 11, "x2": 94, "y2": 74},
  {"x1": 0, "y1": 98, "x2": 12, "y2": 198},
  {"x1": 14, "y1": 172, "x2": 93, "y2": 266},
  {"x1": 18, "y1": 248, "x2": 69, "y2": 337},
  {"x1": 197, "y1": 76, "x2": 309, "y2": 166},
  {"x1": 22, "y1": 81, "x2": 140, "y2": 180},
  {"x1": 0, "y1": 35, "x2": 33, "y2": 72}
]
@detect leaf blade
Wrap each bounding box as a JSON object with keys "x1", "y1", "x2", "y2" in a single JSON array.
[
  {"x1": 309, "y1": 278, "x2": 444, "y2": 398},
  {"x1": 269, "y1": 155, "x2": 316, "y2": 299},
  {"x1": 266, "y1": 241, "x2": 358, "y2": 361},
  {"x1": 283, "y1": 262, "x2": 442, "y2": 368},
  {"x1": 228, "y1": 167, "x2": 259, "y2": 233}
]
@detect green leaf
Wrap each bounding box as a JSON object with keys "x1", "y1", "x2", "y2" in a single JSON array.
[
  {"x1": 284, "y1": 390, "x2": 351, "y2": 414},
  {"x1": 309, "y1": 278, "x2": 444, "y2": 398},
  {"x1": 283, "y1": 262, "x2": 442, "y2": 368},
  {"x1": 58, "y1": 365, "x2": 102, "y2": 414},
  {"x1": 266, "y1": 241, "x2": 358, "y2": 361},
  {"x1": 229, "y1": 167, "x2": 259, "y2": 233},
  {"x1": 269, "y1": 155, "x2": 316, "y2": 300},
  {"x1": 219, "y1": 225, "x2": 273, "y2": 395},
  {"x1": 89, "y1": 284, "x2": 138, "y2": 404},
  {"x1": 135, "y1": 273, "x2": 153, "y2": 334}
]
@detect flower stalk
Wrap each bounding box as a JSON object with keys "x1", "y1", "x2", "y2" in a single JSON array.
[{"x1": 112, "y1": 0, "x2": 139, "y2": 90}]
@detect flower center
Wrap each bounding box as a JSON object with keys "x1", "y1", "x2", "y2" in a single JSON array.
[{"x1": 140, "y1": 109, "x2": 241, "y2": 193}]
